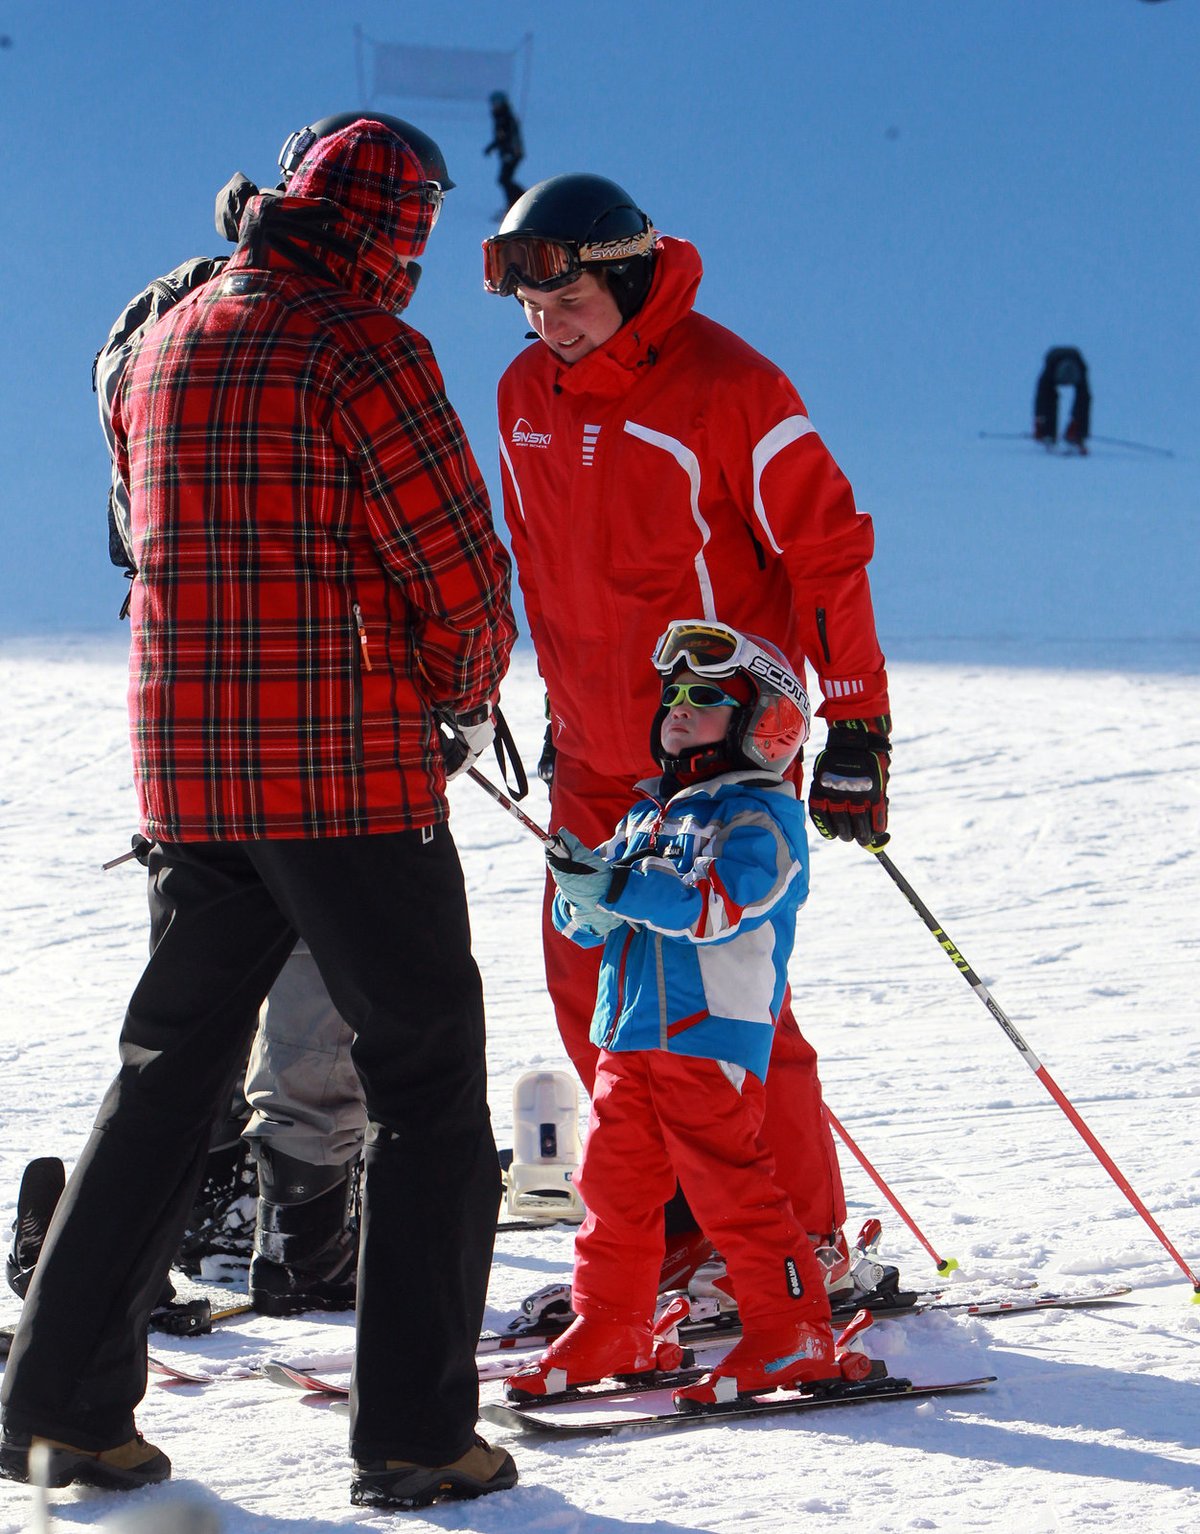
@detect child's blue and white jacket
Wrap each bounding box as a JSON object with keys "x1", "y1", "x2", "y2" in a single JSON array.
[{"x1": 552, "y1": 769, "x2": 809, "y2": 1084}]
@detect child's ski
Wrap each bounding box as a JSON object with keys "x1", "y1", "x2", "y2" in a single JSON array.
[{"x1": 482, "y1": 1373, "x2": 998, "y2": 1437}]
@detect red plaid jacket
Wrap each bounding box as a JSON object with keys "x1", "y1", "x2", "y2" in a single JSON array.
[{"x1": 114, "y1": 122, "x2": 515, "y2": 839}]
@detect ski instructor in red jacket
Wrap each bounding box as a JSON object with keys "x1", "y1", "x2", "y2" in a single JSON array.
[
  {"x1": 1, "y1": 120, "x2": 518, "y2": 1511},
  {"x1": 484, "y1": 174, "x2": 892, "y2": 1294}
]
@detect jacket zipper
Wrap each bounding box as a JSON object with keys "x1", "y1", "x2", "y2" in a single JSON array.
[
  {"x1": 600, "y1": 927, "x2": 635, "y2": 1049},
  {"x1": 815, "y1": 606, "x2": 832, "y2": 665},
  {"x1": 352, "y1": 602, "x2": 374, "y2": 671}
]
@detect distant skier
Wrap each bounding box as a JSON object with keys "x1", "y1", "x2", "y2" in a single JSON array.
[
  {"x1": 1033, "y1": 346, "x2": 1091, "y2": 454},
  {"x1": 483, "y1": 90, "x2": 525, "y2": 210}
]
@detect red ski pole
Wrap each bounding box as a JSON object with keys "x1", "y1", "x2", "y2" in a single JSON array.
[
  {"x1": 823, "y1": 1106, "x2": 957, "y2": 1275},
  {"x1": 869, "y1": 841, "x2": 1200, "y2": 1298},
  {"x1": 467, "y1": 767, "x2": 555, "y2": 847},
  {"x1": 467, "y1": 769, "x2": 961, "y2": 1276}
]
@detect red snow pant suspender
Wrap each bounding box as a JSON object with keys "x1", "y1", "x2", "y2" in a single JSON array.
[
  {"x1": 544, "y1": 751, "x2": 848, "y2": 1240},
  {"x1": 572, "y1": 1050, "x2": 833, "y2": 1328}
]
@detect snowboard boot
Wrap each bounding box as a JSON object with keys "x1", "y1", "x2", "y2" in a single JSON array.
[
  {"x1": 5, "y1": 1156, "x2": 65, "y2": 1299},
  {"x1": 506, "y1": 1299, "x2": 687, "y2": 1401},
  {"x1": 175, "y1": 1134, "x2": 258, "y2": 1271},
  {"x1": 0, "y1": 1428, "x2": 170, "y2": 1490},
  {"x1": 249, "y1": 1147, "x2": 359, "y2": 1317},
  {"x1": 351, "y1": 1435, "x2": 517, "y2": 1509}
]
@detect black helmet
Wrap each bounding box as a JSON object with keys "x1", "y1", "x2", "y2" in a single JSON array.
[
  {"x1": 483, "y1": 173, "x2": 656, "y2": 320},
  {"x1": 278, "y1": 112, "x2": 454, "y2": 190}
]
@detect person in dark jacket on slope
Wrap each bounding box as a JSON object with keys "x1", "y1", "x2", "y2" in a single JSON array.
[{"x1": 0, "y1": 119, "x2": 517, "y2": 1511}]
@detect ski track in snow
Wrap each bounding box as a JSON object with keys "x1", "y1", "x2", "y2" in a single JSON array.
[{"x1": 1, "y1": 639, "x2": 1199, "y2": 1533}]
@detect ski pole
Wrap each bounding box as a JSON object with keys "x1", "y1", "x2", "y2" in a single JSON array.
[
  {"x1": 468, "y1": 767, "x2": 554, "y2": 847},
  {"x1": 979, "y1": 429, "x2": 1174, "y2": 459},
  {"x1": 868, "y1": 841, "x2": 1200, "y2": 1297},
  {"x1": 468, "y1": 765, "x2": 966, "y2": 1279},
  {"x1": 823, "y1": 1106, "x2": 957, "y2": 1274},
  {"x1": 466, "y1": 768, "x2": 959, "y2": 1270},
  {"x1": 1088, "y1": 433, "x2": 1174, "y2": 458}
]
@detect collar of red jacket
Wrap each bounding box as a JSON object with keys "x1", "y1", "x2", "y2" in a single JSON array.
[{"x1": 547, "y1": 235, "x2": 703, "y2": 399}]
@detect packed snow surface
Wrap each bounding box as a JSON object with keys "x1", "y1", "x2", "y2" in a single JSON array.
[{"x1": 1, "y1": 640, "x2": 1197, "y2": 1533}]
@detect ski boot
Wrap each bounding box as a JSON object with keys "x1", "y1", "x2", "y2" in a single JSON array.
[
  {"x1": 658, "y1": 1228, "x2": 717, "y2": 1293},
  {"x1": 515, "y1": 1279, "x2": 575, "y2": 1332},
  {"x1": 249, "y1": 1147, "x2": 359, "y2": 1316},
  {"x1": 505, "y1": 1069, "x2": 586, "y2": 1223},
  {"x1": 687, "y1": 1255, "x2": 738, "y2": 1319},
  {"x1": 506, "y1": 1295, "x2": 690, "y2": 1401},
  {"x1": 5, "y1": 1156, "x2": 65, "y2": 1299},
  {"x1": 816, "y1": 1219, "x2": 903, "y2": 1311},
  {"x1": 672, "y1": 1307, "x2": 882, "y2": 1411}
]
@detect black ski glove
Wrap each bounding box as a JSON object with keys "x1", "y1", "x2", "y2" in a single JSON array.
[
  {"x1": 436, "y1": 704, "x2": 495, "y2": 782},
  {"x1": 808, "y1": 716, "x2": 891, "y2": 846},
  {"x1": 537, "y1": 723, "x2": 556, "y2": 788}
]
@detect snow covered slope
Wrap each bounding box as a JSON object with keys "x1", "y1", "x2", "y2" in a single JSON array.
[{"x1": 0, "y1": 641, "x2": 1197, "y2": 1532}]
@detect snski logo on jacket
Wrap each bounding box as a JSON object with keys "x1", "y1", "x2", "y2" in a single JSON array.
[{"x1": 511, "y1": 417, "x2": 551, "y2": 448}]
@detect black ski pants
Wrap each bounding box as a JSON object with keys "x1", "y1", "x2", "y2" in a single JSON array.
[{"x1": 1, "y1": 827, "x2": 500, "y2": 1465}]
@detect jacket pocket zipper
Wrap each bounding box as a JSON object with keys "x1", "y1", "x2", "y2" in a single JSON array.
[
  {"x1": 352, "y1": 602, "x2": 374, "y2": 672},
  {"x1": 815, "y1": 606, "x2": 832, "y2": 665}
]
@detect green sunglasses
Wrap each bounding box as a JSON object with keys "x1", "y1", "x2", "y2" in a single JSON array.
[{"x1": 661, "y1": 681, "x2": 740, "y2": 710}]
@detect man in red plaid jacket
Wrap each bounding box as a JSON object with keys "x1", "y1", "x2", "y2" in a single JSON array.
[{"x1": 1, "y1": 121, "x2": 519, "y2": 1509}]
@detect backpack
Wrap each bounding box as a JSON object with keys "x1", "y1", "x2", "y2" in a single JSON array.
[{"x1": 92, "y1": 255, "x2": 227, "y2": 604}]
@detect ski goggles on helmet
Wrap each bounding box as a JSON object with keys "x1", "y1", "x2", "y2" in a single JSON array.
[
  {"x1": 482, "y1": 227, "x2": 657, "y2": 296},
  {"x1": 652, "y1": 620, "x2": 810, "y2": 712},
  {"x1": 277, "y1": 128, "x2": 445, "y2": 228},
  {"x1": 661, "y1": 681, "x2": 741, "y2": 710},
  {"x1": 402, "y1": 181, "x2": 445, "y2": 230}
]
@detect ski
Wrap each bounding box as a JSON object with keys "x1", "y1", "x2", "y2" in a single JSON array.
[
  {"x1": 477, "y1": 1281, "x2": 1132, "y2": 1355},
  {"x1": 148, "y1": 1356, "x2": 216, "y2": 1386},
  {"x1": 930, "y1": 1284, "x2": 1131, "y2": 1317},
  {"x1": 482, "y1": 1373, "x2": 998, "y2": 1438},
  {"x1": 496, "y1": 1216, "x2": 579, "y2": 1234},
  {"x1": 258, "y1": 1284, "x2": 1132, "y2": 1398},
  {"x1": 262, "y1": 1359, "x2": 351, "y2": 1395}
]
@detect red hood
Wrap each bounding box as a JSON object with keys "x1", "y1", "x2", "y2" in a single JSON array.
[
  {"x1": 549, "y1": 236, "x2": 703, "y2": 400},
  {"x1": 228, "y1": 119, "x2": 435, "y2": 314}
]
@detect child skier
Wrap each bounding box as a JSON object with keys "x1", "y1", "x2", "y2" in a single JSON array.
[{"x1": 509, "y1": 619, "x2": 876, "y2": 1408}]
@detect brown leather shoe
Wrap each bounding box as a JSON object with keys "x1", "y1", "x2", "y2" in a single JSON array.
[
  {"x1": 0, "y1": 1429, "x2": 171, "y2": 1489},
  {"x1": 351, "y1": 1434, "x2": 517, "y2": 1509}
]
